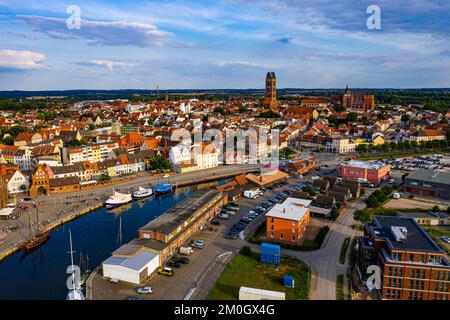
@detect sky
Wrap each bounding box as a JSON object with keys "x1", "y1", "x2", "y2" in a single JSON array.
[{"x1": 0, "y1": 0, "x2": 449, "y2": 90}]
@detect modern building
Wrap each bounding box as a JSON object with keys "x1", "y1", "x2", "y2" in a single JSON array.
[
  {"x1": 62, "y1": 142, "x2": 119, "y2": 165},
  {"x1": 357, "y1": 215, "x2": 450, "y2": 300},
  {"x1": 263, "y1": 72, "x2": 278, "y2": 109},
  {"x1": 404, "y1": 169, "x2": 450, "y2": 200},
  {"x1": 265, "y1": 198, "x2": 311, "y2": 243},
  {"x1": 339, "y1": 160, "x2": 391, "y2": 185}
]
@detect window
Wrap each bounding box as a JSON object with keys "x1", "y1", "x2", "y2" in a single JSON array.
[
  {"x1": 280, "y1": 233, "x2": 283, "y2": 239},
  {"x1": 292, "y1": 235, "x2": 295, "y2": 241}
]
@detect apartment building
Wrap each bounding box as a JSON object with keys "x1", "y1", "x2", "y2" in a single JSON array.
[
  {"x1": 265, "y1": 198, "x2": 311, "y2": 243},
  {"x1": 358, "y1": 215, "x2": 450, "y2": 300},
  {"x1": 404, "y1": 169, "x2": 450, "y2": 200},
  {"x1": 63, "y1": 142, "x2": 119, "y2": 164}
]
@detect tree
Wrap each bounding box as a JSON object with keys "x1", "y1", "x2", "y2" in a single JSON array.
[
  {"x1": 67, "y1": 139, "x2": 82, "y2": 147},
  {"x1": 2, "y1": 136, "x2": 14, "y2": 145},
  {"x1": 432, "y1": 205, "x2": 441, "y2": 212},
  {"x1": 400, "y1": 114, "x2": 410, "y2": 122},
  {"x1": 258, "y1": 110, "x2": 281, "y2": 118},
  {"x1": 99, "y1": 172, "x2": 111, "y2": 182},
  {"x1": 239, "y1": 246, "x2": 252, "y2": 256},
  {"x1": 346, "y1": 112, "x2": 358, "y2": 122},
  {"x1": 20, "y1": 184, "x2": 27, "y2": 191},
  {"x1": 150, "y1": 156, "x2": 173, "y2": 171}
]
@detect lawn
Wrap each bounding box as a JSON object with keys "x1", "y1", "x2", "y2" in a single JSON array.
[
  {"x1": 336, "y1": 274, "x2": 345, "y2": 300},
  {"x1": 207, "y1": 251, "x2": 310, "y2": 300}
]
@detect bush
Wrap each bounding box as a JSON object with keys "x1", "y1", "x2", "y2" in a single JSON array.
[
  {"x1": 432, "y1": 205, "x2": 441, "y2": 212},
  {"x1": 239, "y1": 246, "x2": 252, "y2": 256},
  {"x1": 354, "y1": 208, "x2": 371, "y2": 222}
]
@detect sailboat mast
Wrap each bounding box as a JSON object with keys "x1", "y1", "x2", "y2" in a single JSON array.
[
  {"x1": 36, "y1": 207, "x2": 40, "y2": 233},
  {"x1": 28, "y1": 210, "x2": 33, "y2": 239}
]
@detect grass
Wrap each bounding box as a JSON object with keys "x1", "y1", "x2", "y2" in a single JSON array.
[
  {"x1": 336, "y1": 274, "x2": 345, "y2": 300},
  {"x1": 339, "y1": 237, "x2": 351, "y2": 264},
  {"x1": 423, "y1": 227, "x2": 450, "y2": 255},
  {"x1": 249, "y1": 224, "x2": 330, "y2": 251},
  {"x1": 207, "y1": 251, "x2": 310, "y2": 300}
]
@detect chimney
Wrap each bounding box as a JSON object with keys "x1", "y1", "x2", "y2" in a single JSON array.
[{"x1": 283, "y1": 208, "x2": 286, "y2": 213}]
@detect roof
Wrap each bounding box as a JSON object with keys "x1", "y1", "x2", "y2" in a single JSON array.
[
  {"x1": 246, "y1": 170, "x2": 288, "y2": 186},
  {"x1": 139, "y1": 189, "x2": 222, "y2": 235},
  {"x1": 103, "y1": 250, "x2": 158, "y2": 271},
  {"x1": 341, "y1": 160, "x2": 389, "y2": 170},
  {"x1": 265, "y1": 197, "x2": 311, "y2": 222},
  {"x1": 369, "y1": 215, "x2": 443, "y2": 253},
  {"x1": 406, "y1": 169, "x2": 450, "y2": 186}
]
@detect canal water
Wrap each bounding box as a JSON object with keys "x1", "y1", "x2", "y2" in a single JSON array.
[{"x1": 0, "y1": 180, "x2": 229, "y2": 300}]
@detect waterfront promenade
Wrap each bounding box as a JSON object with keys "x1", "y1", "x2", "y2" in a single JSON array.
[{"x1": 0, "y1": 164, "x2": 260, "y2": 262}]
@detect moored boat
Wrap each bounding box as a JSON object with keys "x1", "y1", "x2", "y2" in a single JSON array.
[
  {"x1": 104, "y1": 190, "x2": 132, "y2": 208},
  {"x1": 153, "y1": 182, "x2": 172, "y2": 195}
]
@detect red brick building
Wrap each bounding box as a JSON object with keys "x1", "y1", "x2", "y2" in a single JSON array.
[
  {"x1": 339, "y1": 160, "x2": 390, "y2": 185},
  {"x1": 358, "y1": 215, "x2": 450, "y2": 300}
]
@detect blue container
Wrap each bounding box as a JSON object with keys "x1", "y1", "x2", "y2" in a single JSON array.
[
  {"x1": 260, "y1": 242, "x2": 281, "y2": 265},
  {"x1": 284, "y1": 275, "x2": 295, "y2": 288}
]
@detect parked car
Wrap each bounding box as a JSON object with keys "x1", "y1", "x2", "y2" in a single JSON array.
[
  {"x1": 158, "y1": 267, "x2": 174, "y2": 276},
  {"x1": 233, "y1": 223, "x2": 245, "y2": 231},
  {"x1": 192, "y1": 240, "x2": 205, "y2": 249},
  {"x1": 175, "y1": 257, "x2": 190, "y2": 264},
  {"x1": 167, "y1": 261, "x2": 181, "y2": 268},
  {"x1": 225, "y1": 231, "x2": 239, "y2": 239},
  {"x1": 442, "y1": 236, "x2": 450, "y2": 244},
  {"x1": 136, "y1": 287, "x2": 153, "y2": 294},
  {"x1": 218, "y1": 213, "x2": 229, "y2": 219}
]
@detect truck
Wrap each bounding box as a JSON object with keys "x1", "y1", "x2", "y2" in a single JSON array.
[
  {"x1": 180, "y1": 246, "x2": 193, "y2": 255},
  {"x1": 244, "y1": 190, "x2": 259, "y2": 199}
]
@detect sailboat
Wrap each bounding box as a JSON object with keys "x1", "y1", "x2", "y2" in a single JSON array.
[
  {"x1": 24, "y1": 207, "x2": 49, "y2": 251},
  {"x1": 66, "y1": 230, "x2": 85, "y2": 301}
]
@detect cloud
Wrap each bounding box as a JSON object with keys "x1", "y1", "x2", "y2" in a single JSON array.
[
  {"x1": 0, "y1": 49, "x2": 45, "y2": 71},
  {"x1": 17, "y1": 14, "x2": 172, "y2": 47},
  {"x1": 76, "y1": 60, "x2": 137, "y2": 71}
]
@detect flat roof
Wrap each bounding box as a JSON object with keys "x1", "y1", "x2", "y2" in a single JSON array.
[
  {"x1": 265, "y1": 197, "x2": 311, "y2": 221},
  {"x1": 103, "y1": 250, "x2": 158, "y2": 271},
  {"x1": 139, "y1": 189, "x2": 222, "y2": 235},
  {"x1": 0, "y1": 207, "x2": 14, "y2": 217},
  {"x1": 370, "y1": 215, "x2": 443, "y2": 253},
  {"x1": 342, "y1": 160, "x2": 388, "y2": 170},
  {"x1": 406, "y1": 169, "x2": 450, "y2": 186}
]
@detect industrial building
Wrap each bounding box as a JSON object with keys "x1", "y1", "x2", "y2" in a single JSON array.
[
  {"x1": 339, "y1": 160, "x2": 391, "y2": 185},
  {"x1": 102, "y1": 189, "x2": 226, "y2": 284},
  {"x1": 404, "y1": 169, "x2": 450, "y2": 200},
  {"x1": 357, "y1": 215, "x2": 450, "y2": 300}
]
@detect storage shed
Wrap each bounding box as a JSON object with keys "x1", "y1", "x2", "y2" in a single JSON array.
[{"x1": 260, "y1": 242, "x2": 281, "y2": 265}]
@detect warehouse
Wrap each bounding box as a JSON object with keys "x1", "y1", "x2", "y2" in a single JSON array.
[
  {"x1": 102, "y1": 245, "x2": 160, "y2": 284},
  {"x1": 404, "y1": 169, "x2": 450, "y2": 200}
]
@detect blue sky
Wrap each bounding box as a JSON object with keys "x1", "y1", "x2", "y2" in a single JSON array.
[{"x1": 0, "y1": 0, "x2": 449, "y2": 90}]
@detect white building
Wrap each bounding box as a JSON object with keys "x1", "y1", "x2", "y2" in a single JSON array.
[
  {"x1": 6, "y1": 170, "x2": 30, "y2": 194},
  {"x1": 169, "y1": 143, "x2": 192, "y2": 165},
  {"x1": 194, "y1": 142, "x2": 219, "y2": 170}
]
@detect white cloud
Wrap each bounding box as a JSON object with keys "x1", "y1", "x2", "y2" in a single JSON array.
[
  {"x1": 0, "y1": 49, "x2": 45, "y2": 70},
  {"x1": 76, "y1": 60, "x2": 137, "y2": 71},
  {"x1": 17, "y1": 15, "x2": 172, "y2": 47}
]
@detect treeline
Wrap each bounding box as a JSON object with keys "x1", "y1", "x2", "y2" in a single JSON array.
[{"x1": 356, "y1": 139, "x2": 449, "y2": 153}]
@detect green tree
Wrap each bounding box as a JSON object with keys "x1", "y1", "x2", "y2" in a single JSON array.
[{"x1": 150, "y1": 156, "x2": 173, "y2": 171}]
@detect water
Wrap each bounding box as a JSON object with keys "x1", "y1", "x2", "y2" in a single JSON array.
[{"x1": 0, "y1": 184, "x2": 204, "y2": 300}]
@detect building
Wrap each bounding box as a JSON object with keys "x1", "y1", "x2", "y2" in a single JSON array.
[
  {"x1": 339, "y1": 160, "x2": 391, "y2": 185},
  {"x1": 4, "y1": 169, "x2": 29, "y2": 194},
  {"x1": 193, "y1": 142, "x2": 219, "y2": 170},
  {"x1": 342, "y1": 85, "x2": 375, "y2": 113},
  {"x1": 265, "y1": 198, "x2": 311, "y2": 243},
  {"x1": 62, "y1": 142, "x2": 119, "y2": 165},
  {"x1": 102, "y1": 189, "x2": 226, "y2": 284},
  {"x1": 409, "y1": 130, "x2": 446, "y2": 143},
  {"x1": 263, "y1": 72, "x2": 278, "y2": 109},
  {"x1": 404, "y1": 169, "x2": 450, "y2": 200},
  {"x1": 0, "y1": 176, "x2": 8, "y2": 209},
  {"x1": 285, "y1": 157, "x2": 318, "y2": 175},
  {"x1": 398, "y1": 211, "x2": 450, "y2": 226},
  {"x1": 357, "y1": 215, "x2": 450, "y2": 300}
]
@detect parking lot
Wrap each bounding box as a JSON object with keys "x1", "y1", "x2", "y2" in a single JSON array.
[
  {"x1": 387, "y1": 154, "x2": 450, "y2": 172},
  {"x1": 90, "y1": 177, "x2": 306, "y2": 300}
]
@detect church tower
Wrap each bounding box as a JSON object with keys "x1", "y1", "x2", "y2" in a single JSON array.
[{"x1": 263, "y1": 72, "x2": 278, "y2": 109}]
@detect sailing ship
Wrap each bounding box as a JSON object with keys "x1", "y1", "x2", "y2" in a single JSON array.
[
  {"x1": 66, "y1": 230, "x2": 85, "y2": 300},
  {"x1": 24, "y1": 207, "x2": 49, "y2": 251},
  {"x1": 132, "y1": 186, "x2": 153, "y2": 199},
  {"x1": 104, "y1": 189, "x2": 132, "y2": 208}
]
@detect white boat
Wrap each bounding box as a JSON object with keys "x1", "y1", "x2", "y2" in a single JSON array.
[
  {"x1": 104, "y1": 190, "x2": 132, "y2": 208},
  {"x1": 133, "y1": 186, "x2": 153, "y2": 199},
  {"x1": 66, "y1": 230, "x2": 85, "y2": 301}
]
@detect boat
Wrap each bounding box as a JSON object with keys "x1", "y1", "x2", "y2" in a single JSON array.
[
  {"x1": 153, "y1": 182, "x2": 172, "y2": 195},
  {"x1": 24, "y1": 207, "x2": 49, "y2": 251},
  {"x1": 132, "y1": 186, "x2": 153, "y2": 199},
  {"x1": 66, "y1": 230, "x2": 85, "y2": 300},
  {"x1": 104, "y1": 189, "x2": 132, "y2": 208}
]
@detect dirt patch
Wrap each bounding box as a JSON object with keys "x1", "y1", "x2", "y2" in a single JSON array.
[{"x1": 384, "y1": 198, "x2": 443, "y2": 210}]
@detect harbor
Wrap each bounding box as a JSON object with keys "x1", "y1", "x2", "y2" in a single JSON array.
[{"x1": 0, "y1": 180, "x2": 228, "y2": 299}]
